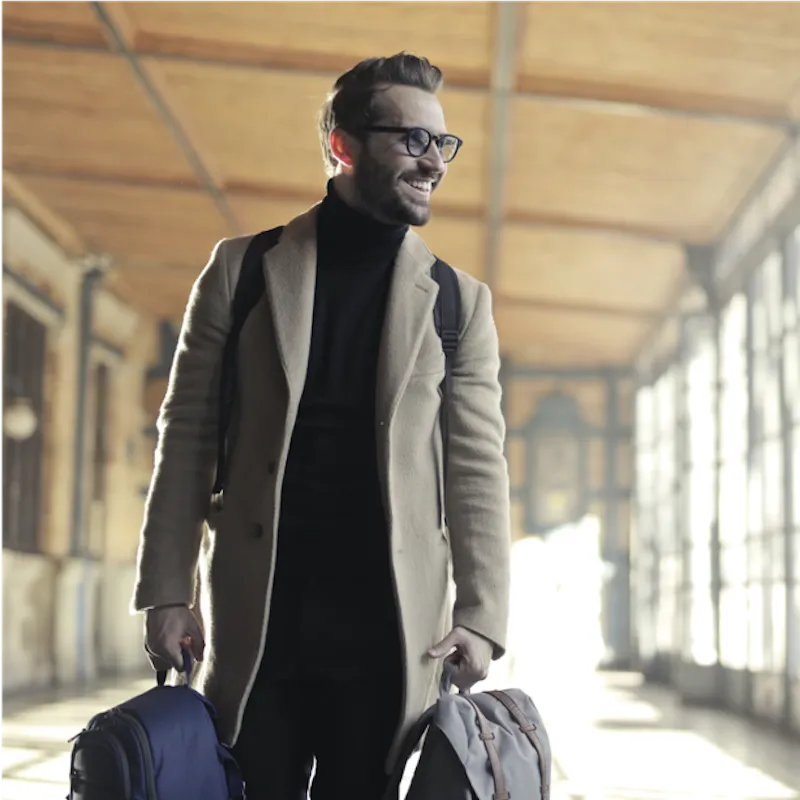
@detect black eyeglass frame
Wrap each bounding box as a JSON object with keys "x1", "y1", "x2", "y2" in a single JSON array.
[{"x1": 363, "y1": 126, "x2": 464, "y2": 163}]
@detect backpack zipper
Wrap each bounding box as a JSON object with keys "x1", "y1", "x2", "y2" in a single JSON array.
[{"x1": 70, "y1": 728, "x2": 132, "y2": 800}]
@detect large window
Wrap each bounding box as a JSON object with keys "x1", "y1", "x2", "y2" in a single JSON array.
[
  {"x1": 634, "y1": 367, "x2": 681, "y2": 667},
  {"x1": 654, "y1": 368, "x2": 680, "y2": 658},
  {"x1": 634, "y1": 385, "x2": 658, "y2": 664},
  {"x1": 786, "y1": 227, "x2": 800, "y2": 681},
  {"x1": 748, "y1": 252, "x2": 787, "y2": 676},
  {"x1": 2, "y1": 301, "x2": 47, "y2": 553},
  {"x1": 634, "y1": 226, "x2": 800, "y2": 694},
  {"x1": 719, "y1": 294, "x2": 749, "y2": 670},
  {"x1": 681, "y1": 316, "x2": 718, "y2": 666}
]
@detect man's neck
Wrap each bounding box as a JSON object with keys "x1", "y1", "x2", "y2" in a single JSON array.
[
  {"x1": 331, "y1": 174, "x2": 400, "y2": 226},
  {"x1": 331, "y1": 174, "x2": 368, "y2": 214}
]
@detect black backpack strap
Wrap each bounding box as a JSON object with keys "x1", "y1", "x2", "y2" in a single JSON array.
[
  {"x1": 430, "y1": 258, "x2": 461, "y2": 518},
  {"x1": 211, "y1": 227, "x2": 284, "y2": 509}
]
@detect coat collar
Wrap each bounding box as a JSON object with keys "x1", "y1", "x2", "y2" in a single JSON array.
[{"x1": 261, "y1": 202, "x2": 439, "y2": 423}]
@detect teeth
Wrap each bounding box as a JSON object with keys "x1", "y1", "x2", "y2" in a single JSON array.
[{"x1": 405, "y1": 179, "x2": 432, "y2": 192}]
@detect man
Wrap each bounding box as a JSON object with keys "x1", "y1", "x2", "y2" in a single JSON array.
[{"x1": 132, "y1": 52, "x2": 511, "y2": 799}]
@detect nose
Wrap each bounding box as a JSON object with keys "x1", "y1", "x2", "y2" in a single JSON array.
[{"x1": 419, "y1": 142, "x2": 447, "y2": 175}]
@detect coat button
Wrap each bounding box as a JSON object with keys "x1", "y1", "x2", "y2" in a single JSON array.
[
  {"x1": 252, "y1": 523, "x2": 264, "y2": 539},
  {"x1": 267, "y1": 461, "x2": 276, "y2": 475}
]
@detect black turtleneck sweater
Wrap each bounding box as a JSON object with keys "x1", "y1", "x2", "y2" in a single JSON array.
[{"x1": 261, "y1": 182, "x2": 407, "y2": 680}]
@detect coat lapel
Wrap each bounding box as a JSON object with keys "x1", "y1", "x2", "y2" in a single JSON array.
[
  {"x1": 377, "y1": 230, "x2": 438, "y2": 426},
  {"x1": 262, "y1": 205, "x2": 319, "y2": 406}
]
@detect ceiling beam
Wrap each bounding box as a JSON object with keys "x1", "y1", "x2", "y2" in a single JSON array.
[
  {"x1": 2, "y1": 170, "x2": 86, "y2": 256},
  {"x1": 483, "y1": 2, "x2": 518, "y2": 293},
  {"x1": 495, "y1": 295, "x2": 661, "y2": 321},
  {"x1": 512, "y1": 80, "x2": 799, "y2": 133},
  {"x1": 509, "y1": 364, "x2": 635, "y2": 380},
  {"x1": 6, "y1": 166, "x2": 692, "y2": 246},
  {"x1": 88, "y1": 2, "x2": 241, "y2": 235},
  {"x1": 5, "y1": 34, "x2": 798, "y2": 134}
]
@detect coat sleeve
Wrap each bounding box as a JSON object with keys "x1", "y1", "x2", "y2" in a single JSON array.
[
  {"x1": 131, "y1": 240, "x2": 233, "y2": 612},
  {"x1": 445, "y1": 281, "x2": 511, "y2": 659}
]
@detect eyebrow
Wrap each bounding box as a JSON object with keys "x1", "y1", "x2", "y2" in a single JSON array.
[{"x1": 375, "y1": 121, "x2": 450, "y2": 137}]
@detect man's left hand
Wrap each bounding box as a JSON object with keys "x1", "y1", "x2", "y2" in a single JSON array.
[{"x1": 428, "y1": 626, "x2": 494, "y2": 692}]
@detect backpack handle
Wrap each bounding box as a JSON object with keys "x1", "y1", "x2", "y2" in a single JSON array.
[{"x1": 156, "y1": 646, "x2": 193, "y2": 687}]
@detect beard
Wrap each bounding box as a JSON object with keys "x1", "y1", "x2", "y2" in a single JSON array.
[{"x1": 353, "y1": 150, "x2": 436, "y2": 227}]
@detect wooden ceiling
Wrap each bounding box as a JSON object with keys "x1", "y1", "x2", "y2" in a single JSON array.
[{"x1": 4, "y1": 1, "x2": 800, "y2": 367}]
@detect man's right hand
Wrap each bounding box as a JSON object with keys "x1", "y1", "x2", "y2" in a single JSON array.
[{"x1": 144, "y1": 604, "x2": 205, "y2": 673}]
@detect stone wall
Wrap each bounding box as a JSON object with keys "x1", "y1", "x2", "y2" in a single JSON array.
[{"x1": 2, "y1": 207, "x2": 158, "y2": 692}]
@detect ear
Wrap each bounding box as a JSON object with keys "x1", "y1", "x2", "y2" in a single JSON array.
[{"x1": 330, "y1": 129, "x2": 355, "y2": 168}]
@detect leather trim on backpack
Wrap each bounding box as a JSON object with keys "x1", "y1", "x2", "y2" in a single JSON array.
[
  {"x1": 463, "y1": 695, "x2": 510, "y2": 800},
  {"x1": 487, "y1": 690, "x2": 550, "y2": 800}
]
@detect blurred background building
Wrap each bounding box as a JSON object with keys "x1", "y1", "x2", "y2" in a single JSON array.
[{"x1": 2, "y1": 2, "x2": 799, "y2": 798}]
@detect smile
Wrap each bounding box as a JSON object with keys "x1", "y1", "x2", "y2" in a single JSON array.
[{"x1": 402, "y1": 178, "x2": 433, "y2": 198}]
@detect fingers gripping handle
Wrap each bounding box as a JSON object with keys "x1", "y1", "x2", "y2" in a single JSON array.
[
  {"x1": 440, "y1": 660, "x2": 470, "y2": 698},
  {"x1": 156, "y1": 646, "x2": 193, "y2": 687}
]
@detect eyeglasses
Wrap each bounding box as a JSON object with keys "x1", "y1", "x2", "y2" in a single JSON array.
[{"x1": 363, "y1": 126, "x2": 463, "y2": 163}]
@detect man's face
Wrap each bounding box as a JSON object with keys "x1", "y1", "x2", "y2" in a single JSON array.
[{"x1": 351, "y1": 85, "x2": 450, "y2": 227}]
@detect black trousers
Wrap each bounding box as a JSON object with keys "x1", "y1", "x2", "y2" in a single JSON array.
[{"x1": 232, "y1": 672, "x2": 402, "y2": 800}]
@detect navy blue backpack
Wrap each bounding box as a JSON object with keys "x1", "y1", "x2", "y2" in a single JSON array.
[{"x1": 68, "y1": 649, "x2": 245, "y2": 799}]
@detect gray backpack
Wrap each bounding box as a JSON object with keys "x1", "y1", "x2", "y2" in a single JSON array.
[{"x1": 385, "y1": 669, "x2": 552, "y2": 800}]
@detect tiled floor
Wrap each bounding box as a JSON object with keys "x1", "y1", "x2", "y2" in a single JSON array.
[
  {"x1": 2, "y1": 676, "x2": 154, "y2": 800},
  {"x1": 2, "y1": 667, "x2": 799, "y2": 799},
  {"x1": 537, "y1": 671, "x2": 800, "y2": 800}
]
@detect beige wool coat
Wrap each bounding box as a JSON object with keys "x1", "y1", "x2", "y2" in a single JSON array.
[{"x1": 131, "y1": 203, "x2": 511, "y2": 769}]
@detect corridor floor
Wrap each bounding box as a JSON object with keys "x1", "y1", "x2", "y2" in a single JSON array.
[{"x1": 2, "y1": 668, "x2": 798, "y2": 799}]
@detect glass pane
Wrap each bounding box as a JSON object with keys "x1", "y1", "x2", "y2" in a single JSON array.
[
  {"x1": 657, "y1": 496, "x2": 676, "y2": 555},
  {"x1": 764, "y1": 251, "x2": 784, "y2": 340},
  {"x1": 720, "y1": 383, "x2": 748, "y2": 461},
  {"x1": 785, "y1": 331, "x2": 799, "y2": 426},
  {"x1": 794, "y1": 429, "x2": 800, "y2": 526},
  {"x1": 763, "y1": 438, "x2": 784, "y2": 531},
  {"x1": 719, "y1": 459, "x2": 747, "y2": 545},
  {"x1": 721, "y1": 294, "x2": 747, "y2": 382},
  {"x1": 747, "y1": 534, "x2": 765, "y2": 582},
  {"x1": 791, "y1": 226, "x2": 800, "y2": 315},
  {"x1": 721, "y1": 540, "x2": 748, "y2": 586},
  {"x1": 751, "y1": 354, "x2": 767, "y2": 443},
  {"x1": 636, "y1": 448, "x2": 653, "y2": 502},
  {"x1": 657, "y1": 556, "x2": 680, "y2": 653},
  {"x1": 751, "y1": 270, "x2": 768, "y2": 353},
  {"x1": 769, "y1": 583, "x2": 787, "y2": 671},
  {"x1": 684, "y1": 321, "x2": 715, "y2": 568},
  {"x1": 766, "y1": 532, "x2": 786, "y2": 583},
  {"x1": 763, "y1": 354, "x2": 782, "y2": 439},
  {"x1": 748, "y1": 447, "x2": 764, "y2": 536},
  {"x1": 794, "y1": 531, "x2": 800, "y2": 588},
  {"x1": 689, "y1": 586, "x2": 717, "y2": 665},
  {"x1": 690, "y1": 541, "x2": 712, "y2": 587},
  {"x1": 689, "y1": 465, "x2": 714, "y2": 557},
  {"x1": 720, "y1": 585, "x2": 748, "y2": 669},
  {"x1": 785, "y1": 260, "x2": 798, "y2": 330},
  {"x1": 655, "y1": 368, "x2": 676, "y2": 433},
  {"x1": 748, "y1": 583, "x2": 765, "y2": 671},
  {"x1": 635, "y1": 386, "x2": 654, "y2": 447},
  {"x1": 790, "y1": 580, "x2": 800, "y2": 679}
]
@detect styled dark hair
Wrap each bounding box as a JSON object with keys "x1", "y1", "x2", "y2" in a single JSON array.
[{"x1": 318, "y1": 52, "x2": 444, "y2": 177}]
